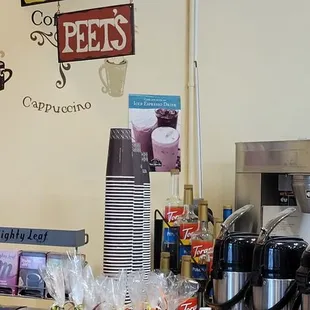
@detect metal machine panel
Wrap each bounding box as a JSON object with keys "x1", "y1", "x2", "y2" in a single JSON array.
[
  {"x1": 236, "y1": 140, "x2": 310, "y2": 173},
  {"x1": 235, "y1": 173, "x2": 262, "y2": 232}
]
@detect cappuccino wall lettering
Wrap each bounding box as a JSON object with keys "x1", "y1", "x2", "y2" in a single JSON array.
[
  {"x1": 57, "y1": 4, "x2": 135, "y2": 63},
  {"x1": 22, "y1": 96, "x2": 92, "y2": 114}
]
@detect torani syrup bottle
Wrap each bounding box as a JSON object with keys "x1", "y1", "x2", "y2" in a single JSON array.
[
  {"x1": 178, "y1": 255, "x2": 198, "y2": 310},
  {"x1": 177, "y1": 185, "x2": 198, "y2": 263},
  {"x1": 162, "y1": 169, "x2": 183, "y2": 273},
  {"x1": 190, "y1": 200, "x2": 213, "y2": 307}
]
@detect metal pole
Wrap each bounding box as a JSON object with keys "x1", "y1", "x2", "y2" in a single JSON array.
[{"x1": 193, "y1": 0, "x2": 203, "y2": 198}]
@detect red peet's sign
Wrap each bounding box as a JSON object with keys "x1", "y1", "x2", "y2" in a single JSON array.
[{"x1": 56, "y1": 4, "x2": 135, "y2": 63}]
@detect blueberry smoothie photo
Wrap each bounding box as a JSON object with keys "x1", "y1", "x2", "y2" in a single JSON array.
[{"x1": 155, "y1": 109, "x2": 179, "y2": 129}]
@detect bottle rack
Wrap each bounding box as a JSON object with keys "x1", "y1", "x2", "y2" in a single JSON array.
[
  {"x1": 0, "y1": 226, "x2": 89, "y2": 307},
  {"x1": 153, "y1": 209, "x2": 213, "y2": 277}
]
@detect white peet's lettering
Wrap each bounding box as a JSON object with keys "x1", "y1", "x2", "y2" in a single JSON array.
[
  {"x1": 62, "y1": 9, "x2": 128, "y2": 54},
  {"x1": 193, "y1": 245, "x2": 213, "y2": 257},
  {"x1": 179, "y1": 302, "x2": 197, "y2": 310}
]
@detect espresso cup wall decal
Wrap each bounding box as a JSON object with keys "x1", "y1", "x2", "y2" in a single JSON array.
[
  {"x1": 0, "y1": 60, "x2": 13, "y2": 92},
  {"x1": 98, "y1": 57, "x2": 128, "y2": 98}
]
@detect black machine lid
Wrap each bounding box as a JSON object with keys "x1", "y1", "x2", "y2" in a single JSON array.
[
  {"x1": 262, "y1": 238, "x2": 307, "y2": 279},
  {"x1": 212, "y1": 232, "x2": 258, "y2": 278},
  {"x1": 222, "y1": 233, "x2": 258, "y2": 272}
]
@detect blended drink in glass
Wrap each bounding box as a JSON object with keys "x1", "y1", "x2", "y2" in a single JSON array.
[
  {"x1": 155, "y1": 109, "x2": 179, "y2": 129},
  {"x1": 131, "y1": 111, "x2": 157, "y2": 160},
  {"x1": 152, "y1": 127, "x2": 180, "y2": 172}
]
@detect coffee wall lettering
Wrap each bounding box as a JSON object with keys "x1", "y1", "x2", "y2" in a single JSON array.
[
  {"x1": 0, "y1": 51, "x2": 13, "y2": 92},
  {"x1": 21, "y1": 0, "x2": 63, "y2": 7},
  {"x1": 30, "y1": 9, "x2": 72, "y2": 89},
  {"x1": 56, "y1": 4, "x2": 135, "y2": 63},
  {"x1": 22, "y1": 96, "x2": 92, "y2": 114}
]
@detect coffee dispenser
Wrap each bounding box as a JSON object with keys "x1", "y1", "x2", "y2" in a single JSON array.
[
  {"x1": 235, "y1": 140, "x2": 310, "y2": 243},
  {"x1": 294, "y1": 245, "x2": 310, "y2": 309},
  {"x1": 206, "y1": 204, "x2": 257, "y2": 310},
  {"x1": 251, "y1": 207, "x2": 307, "y2": 309}
]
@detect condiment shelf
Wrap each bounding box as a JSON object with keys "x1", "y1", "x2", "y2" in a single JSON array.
[
  {"x1": 0, "y1": 226, "x2": 89, "y2": 307},
  {"x1": 0, "y1": 227, "x2": 89, "y2": 248}
]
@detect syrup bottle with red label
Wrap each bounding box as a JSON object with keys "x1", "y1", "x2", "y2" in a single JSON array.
[
  {"x1": 162, "y1": 169, "x2": 183, "y2": 273},
  {"x1": 190, "y1": 200, "x2": 213, "y2": 307},
  {"x1": 177, "y1": 185, "x2": 198, "y2": 263},
  {"x1": 178, "y1": 255, "x2": 198, "y2": 310}
]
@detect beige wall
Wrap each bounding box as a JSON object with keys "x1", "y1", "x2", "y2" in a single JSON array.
[
  {"x1": 0, "y1": 0, "x2": 186, "y2": 279},
  {"x1": 1, "y1": 0, "x2": 310, "y2": 306}
]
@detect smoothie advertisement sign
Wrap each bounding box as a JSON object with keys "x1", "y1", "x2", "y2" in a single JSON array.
[{"x1": 129, "y1": 94, "x2": 181, "y2": 173}]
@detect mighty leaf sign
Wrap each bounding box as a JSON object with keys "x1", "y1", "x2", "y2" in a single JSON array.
[{"x1": 56, "y1": 4, "x2": 135, "y2": 63}]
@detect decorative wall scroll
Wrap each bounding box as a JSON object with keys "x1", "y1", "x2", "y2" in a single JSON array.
[
  {"x1": 56, "y1": 4, "x2": 135, "y2": 63},
  {"x1": 0, "y1": 51, "x2": 13, "y2": 92},
  {"x1": 30, "y1": 10, "x2": 72, "y2": 89},
  {"x1": 21, "y1": 0, "x2": 63, "y2": 7}
]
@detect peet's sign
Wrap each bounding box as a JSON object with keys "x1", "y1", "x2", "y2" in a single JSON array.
[
  {"x1": 56, "y1": 4, "x2": 135, "y2": 63},
  {"x1": 21, "y1": 0, "x2": 63, "y2": 7}
]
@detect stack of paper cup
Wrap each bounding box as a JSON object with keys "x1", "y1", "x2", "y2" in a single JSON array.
[
  {"x1": 132, "y1": 143, "x2": 144, "y2": 272},
  {"x1": 141, "y1": 151, "x2": 151, "y2": 277},
  {"x1": 103, "y1": 128, "x2": 134, "y2": 276}
]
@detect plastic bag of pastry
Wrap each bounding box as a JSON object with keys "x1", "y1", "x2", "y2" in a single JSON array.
[
  {"x1": 67, "y1": 252, "x2": 85, "y2": 310},
  {"x1": 40, "y1": 263, "x2": 66, "y2": 310},
  {"x1": 127, "y1": 270, "x2": 146, "y2": 310}
]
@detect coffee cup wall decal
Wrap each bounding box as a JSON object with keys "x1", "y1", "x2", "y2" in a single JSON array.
[
  {"x1": 98, "y1": 57, "x2": 128, "y2": 98},
  {"x1": 0, "y1": 52, "x2": 13, "y2": 92}
]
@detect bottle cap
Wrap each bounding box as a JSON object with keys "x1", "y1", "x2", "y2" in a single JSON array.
[
  {"x1": 181, "y1": 255, "x2": 192, "y2": 278},
  {"x1": 161, "y1": 252, "x2": 170, "y2": 258},
  {"x1": 170, "y1": 169, "x2": 179, "y2": 175},
  {"x1": 184, "y1": 185, "x2": 194, "y2": 205},
  {"x1": 184, "y1": 184, "x2": 193, "y2": 189},
  {"x1": 223, "y1": 204, "x2": 232, "y2": 209},
  {"x1": 198, "y1": 200, "x2": 208, "y2": 221},
  {"x1": 182, "y1": 255, "x2": 191, "y2": 262}
]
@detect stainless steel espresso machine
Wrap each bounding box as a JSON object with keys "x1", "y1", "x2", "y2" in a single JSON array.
[
  {"x1": 235, "y1": 139, "x2": 310, "y2": 235},
  {"x1": 235, "y1": 140, "x2": 310, "y2": 309}
]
